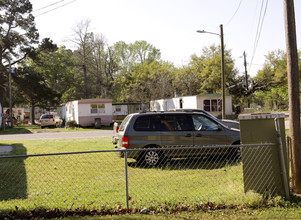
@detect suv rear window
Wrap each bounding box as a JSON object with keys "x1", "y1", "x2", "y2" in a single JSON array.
[
  {"x1": 119, "y1": 115, "x2": 132, "y2": 132},
  {"x1": 134, "y1": 115, "x2": 160, "y2": 131},
  {"x1": 160, "y1": 114, "x2": 193, "y2": 131}
]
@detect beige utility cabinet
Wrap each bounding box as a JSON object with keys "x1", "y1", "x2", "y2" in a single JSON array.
[{"x1": 238, "y1": 113, "x2": 289, "y2": 198}]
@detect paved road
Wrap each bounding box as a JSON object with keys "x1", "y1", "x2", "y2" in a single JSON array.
[{"x1": 0, "y1": 130, "x2": 113, "y2": 140}]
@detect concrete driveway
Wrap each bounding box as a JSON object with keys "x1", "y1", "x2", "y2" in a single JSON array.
[{"x1": 0, "y1": 145, "x2": 13, "y2": 153}]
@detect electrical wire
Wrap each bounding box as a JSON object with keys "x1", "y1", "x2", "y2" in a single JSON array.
[
  {"x1": 34, "y1": 0, "x2": 77, "y2": 17},
  {"x1": 33, "y1": 0, "x2": 64, "y2": 13},
  {"x1": 225, "y1": 0, "x2": 244, "y2": 26},
  {"x1": 249, "y1": 0, "x2": 269, "y2": 72}
]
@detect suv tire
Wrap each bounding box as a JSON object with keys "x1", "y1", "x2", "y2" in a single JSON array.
[{"x1": 139, "y1": 147, "x2": 164, "y2": 167}]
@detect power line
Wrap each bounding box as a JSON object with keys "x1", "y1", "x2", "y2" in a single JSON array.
[
  {"x1": 34, "y1": 0, "x2": 77, "y2": 17},
  {"x1": 249, "y1": 0, "x2": 268, "y2": 72},
  {"x1": 225, "y1": 0, "x2": 244, "y2": 26},
  {"x1": 33, "y1": 0, "x2": 64, "y2": 13}
]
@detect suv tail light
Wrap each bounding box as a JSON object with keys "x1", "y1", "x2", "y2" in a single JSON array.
[
  {"x1": 116, "y1": 125, "x2": 119, "y2": 133},
  {"x1": 122, "y1": 137, "x2": 129, "y2": 148}
]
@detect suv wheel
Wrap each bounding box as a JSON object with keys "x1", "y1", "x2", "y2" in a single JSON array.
[{"x1": 141, "y1": 149, "x2": 163, "y2": 167}]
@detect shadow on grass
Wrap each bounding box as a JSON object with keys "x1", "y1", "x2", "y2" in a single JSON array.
[
  {"x1": 0, "y1": 143, "x2": 27, "y2": 200},
  {"x1": 128, "y1": 156, "x2": 241, "y2": 170},
  {"x1": 290, "y1": 194, "x2": 301, "y2": 203},
  {"x1": 0, "y1": 126, "x2": 33, "y2": 135}
]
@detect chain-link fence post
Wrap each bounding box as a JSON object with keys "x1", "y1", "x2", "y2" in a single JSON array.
[
  {"x1": 275, "y1": 117, "x2": 290, "y2": 200},
  {"x1": 124, "y1": 150, "x2": 129, "y2": 209}
]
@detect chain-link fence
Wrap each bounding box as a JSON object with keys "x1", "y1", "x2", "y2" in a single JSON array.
[{"x1": 0, "y1": 143, "x2": 289, "y2": 213}]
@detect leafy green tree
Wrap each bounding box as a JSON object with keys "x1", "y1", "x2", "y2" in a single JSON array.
[
  {"x1": 173, "y1": 65, "x2": 200, "y2": 96},
  {"x1": 130, "y1": 40, "x2": 161, "y2": 64},
  {"x1": 112, "y1": 40, "x2": 164, "y2": 102},
  {"x1": 113, "y1": 61, "x2": 175, "y2": 103},
  {"x1": 177, "y1": 44, "x2": 238, "y2": 96},
  {"x1": 28, "y1": 45, "x2": 76, "y2": 103},
  {"x1": 0, "y1": 0, "x2": 39, "y2": 106},
  {"x1": 253, "y1": 50, "x2": 289, "y2": 110},
  {"x1": 113, "y1": 40, "x2": 161, "y2": 70},
  {"x1": 253, "y1": 50, "x2": 287, "y2": 89},
  {"x1": 12, "y1": 38, "x2": 67, "y2": 123},
  {"x1": 13, "y1": 67, "x2": 60, "y2": 124},
  {"x1": 113, "y1": 41, "x2": 133, "y2": 71}
]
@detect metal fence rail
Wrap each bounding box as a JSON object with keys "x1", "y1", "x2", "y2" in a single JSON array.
[{"x1": 0, "y1": 143, "x2": 287, "y2": 212}]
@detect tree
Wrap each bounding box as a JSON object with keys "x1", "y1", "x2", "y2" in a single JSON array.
[
  {"x1": 70, "y1": 20, "x2": 95, "y2": 98},
  {"x1": 12, "y1": 38, "x2": 64, "y2": 124},
  {"x1": 70, "y1": 20, "x2": 118, "y2": 99},
  {"x1": 113, "y1": 41, "x2": 133, "y2": 71},
  {"x1": 0, "y1": 0, "x2": 39, "y2": 106},
  {"x1": 178, "y1": 45, "x2": 238, "y2": 96},
  {"x1": 253, "y1": 50, "x2": 289, "y2": 110},
  {"x1": 28, "y1": 44, "x2": 76, "y2": 103},
  {"x1": 13, "y1": 67, "x2": 60, "y2": 124},
  {"x1": 113, "y1": 40, "x2": 161, "y2": 70},
  {"x1": 130, "y1": 40, "x2": 161, "y2": 64},
  {"x1": 173, "y1": 65, "x2": 200, "y2": 96},
  {"x1": 113, "y1": 61, "x2": 175, "y2": 103},
  {"x1": 111, "y1": 40, "x2": 163, "y2": 102}
]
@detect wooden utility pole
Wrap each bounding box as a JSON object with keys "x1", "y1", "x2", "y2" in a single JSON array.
[
  {"x1": 283, "y1": 0, "x2": 301, "y2": 193},
  {"x1": 243, "y1": 51, "x2": 250, "y2": 108},
  {"x1": 220, "y1": 24, "x2": 226, "y2": 120}
]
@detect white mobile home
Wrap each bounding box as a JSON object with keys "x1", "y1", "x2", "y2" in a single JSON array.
[
  {"x1": 65, "y1": 98, "x2": 113, "y2": 127},
  {"x1": 150, "y1": 94, "x2": 233, "y2": 117}
]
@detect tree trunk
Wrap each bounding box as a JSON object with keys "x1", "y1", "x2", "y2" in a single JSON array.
[
  {"x1": 31, "y1": 100, "x2": 36, "y2": 125},
  {"x1": 83, "y1": 64, "x2": 88, "y2": 98}
]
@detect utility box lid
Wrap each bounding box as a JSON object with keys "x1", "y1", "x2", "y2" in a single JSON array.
[{"x1": 238, "y1": 113, "x2": 286, "y2": 120}]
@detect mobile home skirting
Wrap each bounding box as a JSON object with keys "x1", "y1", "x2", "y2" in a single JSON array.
[{"x1": 78, "y1": 115, "x2": 112, "y2": 127}]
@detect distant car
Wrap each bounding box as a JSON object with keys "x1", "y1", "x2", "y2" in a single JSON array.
[
  {"x1": 39, "y1": 114, "x2": 62, "y2": 128},
  {"x1": 170, "y1": 109, "x2": 240, "y2": 129}
]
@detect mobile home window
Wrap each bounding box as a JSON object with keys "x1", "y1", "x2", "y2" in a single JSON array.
[
  {"x1": 203, "y1": 99, "x2": 222, "y2": 112},
  {"x1": 91, "y1": 104, "x2": 105, "y2": 114}
]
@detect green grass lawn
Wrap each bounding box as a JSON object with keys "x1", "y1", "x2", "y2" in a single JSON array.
[
  {"x1": 0, "y1": 137, "x2": 300, "y2": 219},
  {"x1": 0, "y1": 123, "x2": 112, "y2": 135}
]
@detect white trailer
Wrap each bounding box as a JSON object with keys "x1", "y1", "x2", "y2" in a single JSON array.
[
  {"x1": 65, "y1": 98, "x2": 113, "y2": 127},
  {"x1": 150, "y1": 94, "x2": 233, "y2": 117}
]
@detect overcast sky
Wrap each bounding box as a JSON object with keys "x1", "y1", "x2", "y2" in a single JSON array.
[{"x1": 30, "y1": 0, "x2": 301, "y2": 77}]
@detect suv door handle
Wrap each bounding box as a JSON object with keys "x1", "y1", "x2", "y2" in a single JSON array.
[{"x1": 185, "y1": 133, "x2": 192, "y2": 137}]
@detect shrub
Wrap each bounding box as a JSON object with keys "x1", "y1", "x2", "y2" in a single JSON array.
[{"x1": 66, "y1": 120, "x2": 78, "y2": 128}]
